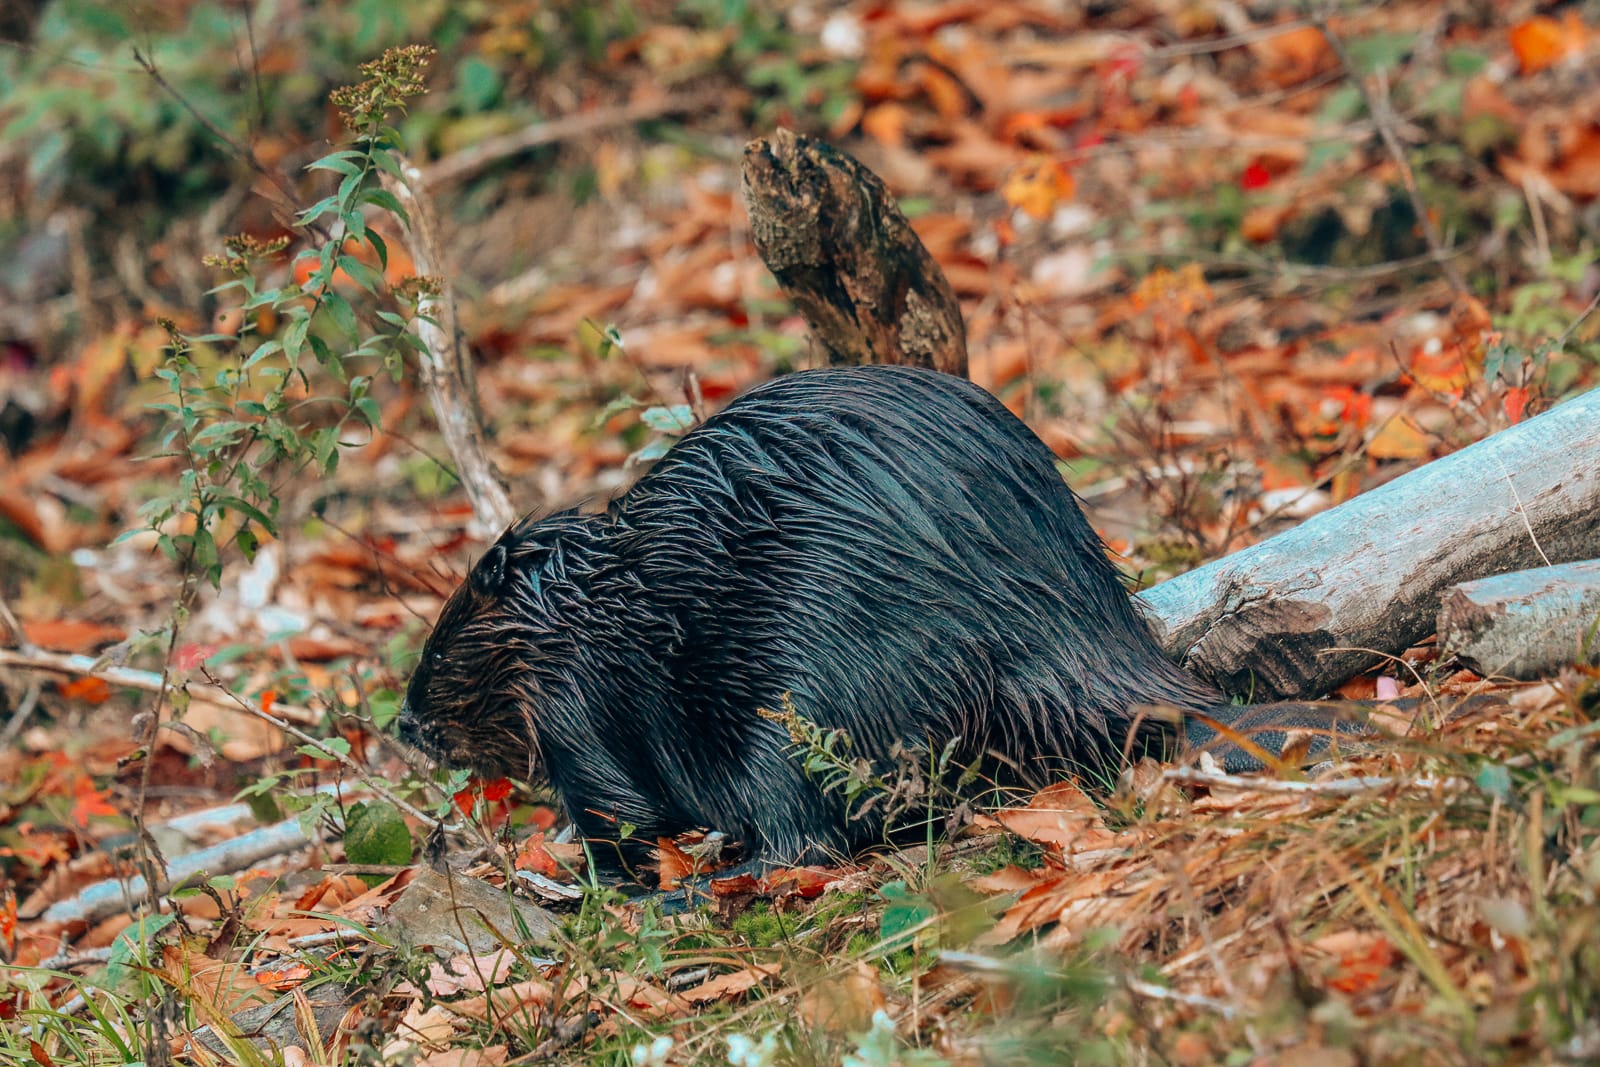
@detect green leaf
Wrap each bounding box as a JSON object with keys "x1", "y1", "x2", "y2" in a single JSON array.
[
  {"x1": 366, "y1": 228, "x2": 390, "y2": 269},
  {"x1": 1476, "y1": 763, "x2": 1512, "y2": 799},
  {"x1": 367, "y1": 689, "x2": 402, "y2": 729},
  {"x1": 308, "y1": 154, "x2": 363, "y2": 177},
  {"x1": 344, "y1": 800, "x2": 414, "y2": 878},
  {"x1": 107, "y1": 912, "x2": 179, "y2": 987},
  {"x1": 337, "y1": 254, "x2": 384, "y2": 294},
  {"x1": 455, "y1": 56, "x2": 503, "y2": 112},
  {"x1": 213, "y1": 493, "x2": 277, "y2": 534},
  {"x1": 297, "y1": 195, "x2": 341, "y2": 226},
  {"x1": 641, "y1": 404, "x2": 695, "y2": 433},
  {"x1": 372, "y1": 148, "x2": 405, "y2": 180},
  {"x1": 631, "y1": 438, "x2": 675, "y2": 464},
  {"x1": 336, "y1": 169, "x2": 365, "y2": 211},
  {"x1": 298, "y1": 736, "x2": 351, "y2": 759},
  {"x1": 360, "y1": 187, "x2": 410, "y2": 227},
  {"x1": 877, "y1": 881, "x2": 936, "y2": 945},
  {"x1": 323, "y1": 290, "x2": 359, "y2": 343},
  {"x1": 1317, "y1": 84, "x2": 1364, "y2": 124},
  {"x1": 282, "y1": 313, "x2": 310, "y2": 365},
  {"x1": 1346, "y1": 32, "x2": 1415, "y2": 75},
  {"x1": 244, "y1": 339, "x2": 283, "y2": 369},
  {"x1": 1443, "y1": 48, "x2": 1488, "y2": 76}
]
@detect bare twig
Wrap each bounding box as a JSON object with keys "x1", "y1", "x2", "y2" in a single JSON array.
[
  {"x1": 1163, "y1": 767, "x2": 1459, "y2": 795},
  {"x1": 421, "y1": 91, "x2": 722, "y2": 188},
  {"x1": 132, "y1": 46, "x2": 316, "y2": 236},
  {"x1": 0, "y1": 645, "x2": 323, "y2": 726},
  {"x1": 1552, "y1": 285, "x2": 1600, "y2": 353},
  {"x1": 196, "y1": 666, "x2": 438, "y2": 826}
]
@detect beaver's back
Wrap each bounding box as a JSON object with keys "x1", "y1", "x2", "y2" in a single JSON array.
[{"x1": 588, "y1": 368, "x2": 1217, "y2": 850}]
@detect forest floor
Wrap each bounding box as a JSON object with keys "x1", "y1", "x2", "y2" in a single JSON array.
[{"x1": 3, "y1": 1, "x2": 1600, "y2": 1064}]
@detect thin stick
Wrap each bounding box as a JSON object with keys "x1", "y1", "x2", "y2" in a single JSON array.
[
  {"x1": 421, "y1": 91, "x2": 721, "y2": 188},
  {"x1": 0, "y1": 645, "x2": 322, "y2": 727}
]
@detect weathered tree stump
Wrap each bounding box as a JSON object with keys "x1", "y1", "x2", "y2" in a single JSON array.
[{"x1": 741, "y1": 128, "x2": 967, "y2": 376}]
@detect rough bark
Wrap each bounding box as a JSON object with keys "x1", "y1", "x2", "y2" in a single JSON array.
[
  {"x1": 741, "y1": 128, "x2": 967, "y2": 376},
  {"x1": 1438, "y1": 559, "x2": 1600, "y2": 679},
  {"x1": 1136, "y1": 387, "x2": 1600, "y2": 699},
  {"x1": 381, "y1": 159, "x2": 516, "y2": 539}
]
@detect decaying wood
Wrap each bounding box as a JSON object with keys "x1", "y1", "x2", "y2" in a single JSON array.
[
  {"x1": 37, "y1": 816, "x2": 327, "y2": 925},
  {"x1": 1137, "y1": 387, "x2": 1600, "y2": 700},
  {"x1": 381, "y1": 159, "x2": 516, "y2": 538},
  {"x1": 741, "y1": 128, "x2": 967, "y2": 376},
  {"x1": 1438, "y1": 559, "x2": 1600, "y2": 680}
]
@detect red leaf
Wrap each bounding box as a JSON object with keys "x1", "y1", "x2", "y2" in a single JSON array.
[
  {"x1": 1240, "y1": 162, "x2": 1272, "y2": 190},
  {"x1": 1503, "y1": 386, "x2": 1529, "y2": 424},
  {"x1": 174, "y1": 643, "x2": 217, "y2": 671}
]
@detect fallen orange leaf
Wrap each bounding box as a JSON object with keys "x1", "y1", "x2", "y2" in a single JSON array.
[
  {"x1": 1510, "y1": 14, "x2": 1588, "y2": 75},
  {"x1": 58, "y1": 676, "x2": 112, "y2": 705},
  {"x1": 1002, "y1": 155, "x2": 1074, "y2": 220}
]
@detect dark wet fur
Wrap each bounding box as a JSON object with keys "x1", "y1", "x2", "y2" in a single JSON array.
[{"x1": 399, "y1": 366, "x2": 1348, "y2": 865}]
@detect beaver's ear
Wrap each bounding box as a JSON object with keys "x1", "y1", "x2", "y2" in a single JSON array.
[{"x1": 472, "y1": 544, "x2": 508, "y2": 595}]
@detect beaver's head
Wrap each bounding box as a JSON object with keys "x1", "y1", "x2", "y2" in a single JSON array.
[
  {"x1": 397, "y1": 520, "x2": 577, "y2": 782},
  {"x1": 397, "y1": 542, "x2": 532, "y2": 779}
]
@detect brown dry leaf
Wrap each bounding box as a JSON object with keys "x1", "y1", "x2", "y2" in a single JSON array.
[
  {"x1": 0, "y1": 491, "x2": 49, "y2": 549},
  {"x1": 798, "y1": 960, "x2": 886, "y2": 1035},
  {"x1": 19, "y1": 619, "x2": 126, "y2": 652},
  {"x1": 384, "y1": 1003, "x2": 459, "y2": 1057},
  {"x1": 861, "y1": 101, "x2": 910, "y2": 147},
  {"x1": 1509, "y1": 14, "x2": 1589, "y2": 75},
  {"x1": 572, "y1": 972, "x2": 689, "y2": 1019},
  {"x1": 443, "y1": 977, "x2": 555, "y2": 1024},
  {"x1": 417, "y1": 1049, "x2": 510, "y2": 1067},
  {"x1": 1240, "y1": 202, "x2": 1295, "y2": 243},
  {"x1": 161, "y1": 700, "x2": 285, "y2": 762},
  {"x1": 681, "y1": 963, "x2": 780, "y2": 1005},
  {"x1": 159, "y1": 943, "x2": 276, "y2": 1016},
  {"x1": 982, "y1": 864, "x2": 1144, "y2": 945},
  {"x1": 1366, "y1": 416, "x2": 1432, "y2": 461},
  {"x1": 1312, "y1": 930, "x2": 1398, "y2": 995},
  {"x1": 991, "y1": 781, "x2": 1123, "y2": 852},
  {"x1": 1504, "y1": 123, "x2": 1600, "y2": 199},
  {"x1": 1246, "y1": 24, "x2": 1334, "y2": 86},
  {"x1": 656, "y1": 837, "x2": 695, "y2": 891},
  {"x1": 966, "y1": 864, "x2": 1050, "y2": 896},
  {"x1": 1002, "y1": 156, "x2": 1074, "y2": 220},
  {"x1": 424, "y1": 948, "x2": 519, "y2": 996}
]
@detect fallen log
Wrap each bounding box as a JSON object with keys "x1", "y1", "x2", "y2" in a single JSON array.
[
  {"x1": 1437, "y1": 559, "x2": 1600, "y2": 680},
  {"x1": 1137, "y1": 387, "x2": 1600, "y2": 699}
]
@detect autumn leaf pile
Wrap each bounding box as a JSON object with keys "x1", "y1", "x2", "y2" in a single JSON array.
[{"x1": 3, "y1": 1, "x2": 1600, "y2": 1063}]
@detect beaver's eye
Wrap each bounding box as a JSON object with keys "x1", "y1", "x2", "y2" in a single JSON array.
[{"x1": 430, "y1": 650, "x2": 445, "y2": 669}]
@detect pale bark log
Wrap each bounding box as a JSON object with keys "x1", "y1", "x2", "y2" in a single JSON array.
[
  {"x1": 1438, "y1": 559, "x2": 1600, "y2": 679},
  {"x1": 1136, "y1": 387, "x2": 1600, "y2": 699}
]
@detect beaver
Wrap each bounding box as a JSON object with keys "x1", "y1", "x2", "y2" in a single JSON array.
[{"x1": 398, "y1": 365, "x2": 1352, "y2": 866}]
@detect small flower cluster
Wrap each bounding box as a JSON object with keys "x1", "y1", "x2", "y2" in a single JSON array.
[
  {"x1": 202, "y1": 233, "x2": 291, "y2": 274},
  {"x1": 329, "y1": 44, "x2": 436, "y2": 130}
]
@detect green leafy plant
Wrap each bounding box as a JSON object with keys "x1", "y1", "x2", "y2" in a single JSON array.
[{"x1": 128, "y1": 45, "x2": 439, "y2": 591}]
